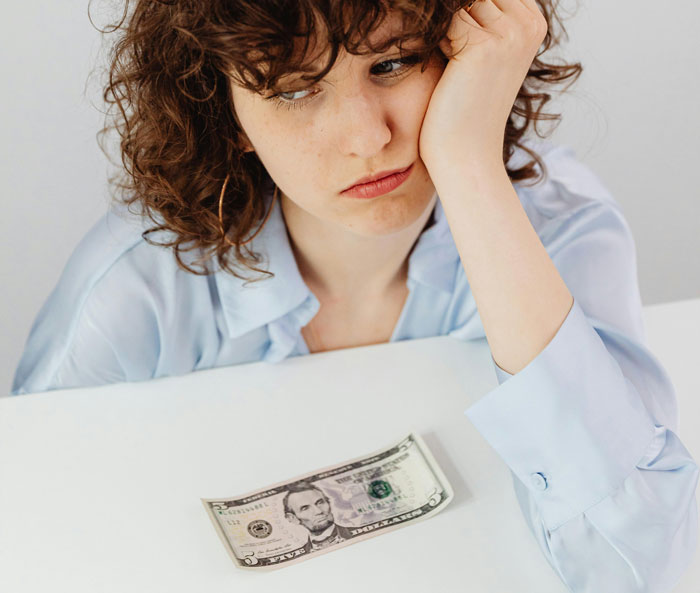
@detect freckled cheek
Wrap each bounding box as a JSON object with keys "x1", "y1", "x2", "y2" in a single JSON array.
[
  {"x1": 418, "y1": 77, "x2": 441, "y2": 112},
  {"x1": 392, "y1": 79, "x2": 441, "y2": 138},
  {"x1": 280, "y1": 128, "x2": 328, "y2": 184},
  {"x1": 269, "y1": 151, "x2": 329, "y2": 200},
  {"x1": 249, "y1": 119, "x2": 312, "y2": 172}
]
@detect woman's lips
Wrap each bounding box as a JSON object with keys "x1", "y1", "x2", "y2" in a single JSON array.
[{"x1": 340, "y1": 163, "x2": 414, "y2": 199}]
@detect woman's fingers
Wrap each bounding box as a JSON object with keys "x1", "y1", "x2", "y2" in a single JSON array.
[
  {"x1": 464, "y1": 0, "x2": 503, "y2": 26},
  {"x1": 516, "y1": 0, "x2": 545, "y2": 17},
  {"x1": 475, "y1": 0, "x2": 547, "y2": 43},
  {"x1": 490, "y1": 0, "x2": 546, "y2": 20},
  {"x1": 443, "y1": 0, "x2": 544, "y2": 60}
]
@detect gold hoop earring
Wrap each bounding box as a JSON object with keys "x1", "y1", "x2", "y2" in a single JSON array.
[{"x1": 217, "y1": 174, "x2": 279, "y2": 247}]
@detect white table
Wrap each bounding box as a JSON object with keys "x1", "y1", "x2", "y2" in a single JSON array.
[{"x1": 1, "y1": 298, "x2": 698, "y2": 592}]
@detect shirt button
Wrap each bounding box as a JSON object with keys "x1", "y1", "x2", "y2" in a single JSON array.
[{"x1": 530, "y1": 472, "x2": 548, "y2": 491}]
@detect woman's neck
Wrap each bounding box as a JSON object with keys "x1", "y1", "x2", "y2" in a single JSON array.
[{"x1": 280, "y1": 194, "x2": 437, "y2": 303}]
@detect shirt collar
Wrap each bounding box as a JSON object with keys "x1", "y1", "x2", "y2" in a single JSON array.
[{"x1": 214, "y1": 185, "x2": 459, "y2": 340}]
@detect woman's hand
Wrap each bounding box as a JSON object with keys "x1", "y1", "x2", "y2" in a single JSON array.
[{"x1": 419, "y1": 0, "x2": 547, "y2": 175}]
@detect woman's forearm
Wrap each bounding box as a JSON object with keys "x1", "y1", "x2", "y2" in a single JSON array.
[{"x1": 432, "y1": 164, "x2": 573, "y2": 375}]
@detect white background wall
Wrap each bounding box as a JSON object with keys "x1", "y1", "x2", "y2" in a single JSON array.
[{"x1": 1, "y1": 1, "x2": 699, "y2": 395}]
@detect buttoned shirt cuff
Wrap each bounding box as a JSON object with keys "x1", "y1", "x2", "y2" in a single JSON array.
[{"x1": 463, "y1": 297, "x2": 657, "y2": 531}]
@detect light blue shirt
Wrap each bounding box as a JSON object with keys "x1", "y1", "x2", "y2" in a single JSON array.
[{"x1": 12, "y1": 139, "x2": 699, "y2": 591}]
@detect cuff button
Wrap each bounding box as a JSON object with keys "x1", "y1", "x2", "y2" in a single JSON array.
[{"x1": 530, "y1": 472, "x2": 548, "y2": 491}]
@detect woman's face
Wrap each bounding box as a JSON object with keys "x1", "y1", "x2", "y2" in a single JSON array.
[{"x1": 229, "y1": 15, "x2": 446, "y2": 237}]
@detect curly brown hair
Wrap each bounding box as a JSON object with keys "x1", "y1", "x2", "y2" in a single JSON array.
[{"x1": 93, "y1": 0, "x2": 582, "y2": 281}]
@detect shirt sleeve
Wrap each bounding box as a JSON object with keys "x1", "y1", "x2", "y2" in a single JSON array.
[
  {"x1": 464, "y1": 154, "x2": 699, "y2": 591},
  {"x1": 11, "y1": 215, "x2": 162, "y2": 394},
  {"x1": 12, "y1": 272, "x2": 162, "y2": 394}
]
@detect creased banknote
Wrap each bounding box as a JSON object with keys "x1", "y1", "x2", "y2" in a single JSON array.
[{"x1": 202, "y1": 432, "x2": 453, "y2": 570}]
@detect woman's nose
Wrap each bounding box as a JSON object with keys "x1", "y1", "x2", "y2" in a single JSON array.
[{"x1": 333, "y1": 87, "x2": 392, "y2": 158}]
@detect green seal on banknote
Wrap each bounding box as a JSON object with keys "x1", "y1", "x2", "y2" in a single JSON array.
[{"x1": 367, "y1": 479, "x2": 393, "y2": 499}]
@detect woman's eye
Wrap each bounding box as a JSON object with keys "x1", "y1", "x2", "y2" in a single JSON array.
[
  {"x1": 371, "y1": 56, "x2": 418, "y2": 76},
  {"x1": 266, "y1": 54, "x2": 423, "y2": 111},
  {"x1": 277, "y1": 88, "x2": 313, "y2": 103}
]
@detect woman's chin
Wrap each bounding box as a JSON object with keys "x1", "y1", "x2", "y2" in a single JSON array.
[{"x1": 343, "y1": 190, "x2": 437, "y2": 238}]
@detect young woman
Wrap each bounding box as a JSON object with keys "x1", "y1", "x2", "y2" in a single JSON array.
[{"x1": 12, "y1": 1, "x2": 698, "y2": 589}]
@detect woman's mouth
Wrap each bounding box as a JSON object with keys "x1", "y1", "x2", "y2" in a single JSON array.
[{"x1": 340, "y1": 163, "x2": 414, "y2": 199}]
